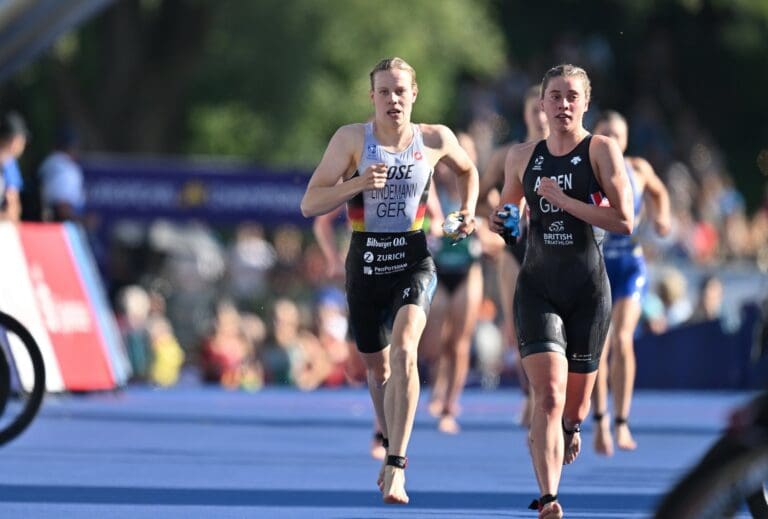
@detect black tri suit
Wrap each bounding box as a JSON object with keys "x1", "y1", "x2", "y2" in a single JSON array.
[{"x1": 514, "y1": 135, "x2": 611, "y2": 373}]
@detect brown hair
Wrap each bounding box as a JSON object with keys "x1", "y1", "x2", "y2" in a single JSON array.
[
  {"x1": 541, "y1": 64, "x2": 591, "y2": 101},
  {"x1": 594, "y1": 110, "x2": 626, "y2": 128},
  {"x1": 369, "y1": 57, "x2": 417, "y2": 90}
]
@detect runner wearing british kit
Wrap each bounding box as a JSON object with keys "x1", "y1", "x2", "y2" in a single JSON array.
[{"x1": 491, "y1": 64, "x2": 633, "y2": 518}]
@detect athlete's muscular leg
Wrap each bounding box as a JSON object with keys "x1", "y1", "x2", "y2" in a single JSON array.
[
  {"x1": 440, "y1": 264, "x2": 483, "y2": 433},
  {"x1": 609, "y1": 296, "x2": 642, "y2": 450},
  {"x1": 592, "y1": 325, "x2": 614, "y2": 456},
  {"x1": 382, "y1": 303, "x2": 427, "y2": 504},
  {"x1": 522, "y1": 352, "x2": 568, "y2": 498},
  {"x1": 361, "y1": 349, "x2": 391, "y2": 489},
  {"x1": 562, "y1": 371, "x2": 598, "y2": 464}
]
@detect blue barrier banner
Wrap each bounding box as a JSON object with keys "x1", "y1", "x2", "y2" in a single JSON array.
[
  {"x1": 635, "y1": 303, "x2": 764, "y2": 390},
  {"x1": 64, "y1": 223, "x2": 131, "y2": 386},
  {"x1": 82, "y1": 156, "x2": 312, "y2": 225}
]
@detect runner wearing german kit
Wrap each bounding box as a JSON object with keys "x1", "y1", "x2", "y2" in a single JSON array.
[
  {"x1": 346, "y1": 122, "x2": 438, "y2": 353},
  {"x1": 514, "y1": 135, "x2": 611, "y2": 373}
]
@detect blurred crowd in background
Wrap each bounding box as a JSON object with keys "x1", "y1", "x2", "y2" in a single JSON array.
[
  {"x1": 103, "y1": 53, "x2": 768, "y2": 391},
  {"x1": 2, "y1": 2, "x2": 767, "y2": 392}
]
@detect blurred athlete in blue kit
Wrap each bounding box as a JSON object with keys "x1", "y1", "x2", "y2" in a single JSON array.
[{"x1": 590, "y1": 110, "x2": 671, "y2": 456}]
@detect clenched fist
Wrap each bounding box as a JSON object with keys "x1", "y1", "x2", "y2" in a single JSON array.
[
  {"x1": 536, "y1": 177, "x2": 570, "y2": 210},
  {"x1": 361, "y1": 163, "x2": 388, "y2": 190}
]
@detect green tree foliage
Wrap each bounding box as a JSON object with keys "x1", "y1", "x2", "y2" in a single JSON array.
[
  {"x1": 3, "y1": 0, "x2": 766, "y2": 206},
  {"x1": 497, "y1": 0, "x2": 768, "y2": 209},
  {"x1": 185, "y1": 0, "x2": 505, "y2": 166}
]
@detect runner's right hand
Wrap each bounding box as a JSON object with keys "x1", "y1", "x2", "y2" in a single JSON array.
[{"x1": 361, "y1": 163, "x2": 388, "y2": 190}]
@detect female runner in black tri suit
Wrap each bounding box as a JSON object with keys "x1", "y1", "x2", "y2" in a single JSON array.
[{"x1": 491, "y1": 64, "x2": 633, "y2": 519}]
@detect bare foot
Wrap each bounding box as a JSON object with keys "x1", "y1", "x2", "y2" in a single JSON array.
[
  {"x1": 593, "y1": 416, "x2": 614, "y2": 456},
  {"x1": 377, "y1": 458, "x2": 386, "y2": 491},
  {"x1": 563, "y1": 428, "x2": 581, "y2": 465},
  {"x1": 538, "y1": 501, "x2": 564, "y2": 519},
  {"x1": 428, "y1": 399, "x2": 442, "y2": 418},
  {"x1": 382, "y1": 466, "x2": 409, "y2": 504},
  {"x1": 615, "y1": 422, "x2": 637, "y2": 451},
  {"x1": 370, "y1": 439, "x2": 386, "y2": 461},
  {"x1": 437, "y1": 414, "x2": 460, "y2": 435}
]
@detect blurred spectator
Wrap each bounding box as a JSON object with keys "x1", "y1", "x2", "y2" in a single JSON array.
[
  {"x1": 225, "y1": 222, "x2": 276, "y2": 307},
  {"x1": 117, "y1": 285, "x2": 152, "y2": 383},
  {"x1": 752, "y1": 187, "x2": 768, "y2": 271},
  {"x1": 313, "y1": 286, "x2": 354, "y2": 387},
  {"x1": 722, "y1": 208, "x2": 752, "y2": 260},
  {"x1": 688, "y1": 275, "x2": 724, "y2": 324},
  {"x1": 150, "y1": 220, "x2": 224, "y2": 349},
  {"x1": 147, "y1": 316, "x2": 185, "y2": 387},
  {"x1": 0, "y1": 111, "x2": 29, "y2": 222},
  {"x1": 656, "y1": 268, "x2": 694, "y2": 328},
  {"x1": 38, "y1": 125, "x2": 86, "y2": 222},
  {"x1": 269, "y1": 224, "x2": 311, "y2": 301},
  {"x1": 690, "y1": 218, "x2": 719, "y2": 265},
  {"x1": 473, "y1": 297, "x2": 504, "y2": 389},
  {"x1": 262, "y1": 298, "x2": 329, "y2": 390},
  {"x1": 200, "y1": 300, "x2": 263, "y2": 390},
  {"x1": 639, "y1": 291, "x2": 668, "y2": 336}
]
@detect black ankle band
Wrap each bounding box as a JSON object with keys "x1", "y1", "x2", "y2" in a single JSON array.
[
  {"x1": 615, "y1": 416, "x2": 629, "y2": 425},
  {"x1": 373, "y1": 432, "x2": 389, "y2": 448},
  {"x1": 386, "y1": 455, "x2": 408, "y2": 469},
  {"x1": 593, "y1": 413, "x2": 605, "y2": 421},
  {"x1": 562, "y1": 419, "x2": 581, "y2": 435},
  {"x1": 528, "y1": 493, "x2": 558, "y2": 510}
]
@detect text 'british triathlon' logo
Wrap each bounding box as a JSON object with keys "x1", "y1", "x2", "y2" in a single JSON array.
[
  {"x1": 570, "y1": 155, "x2": 582, "y2": 165},
  {"x1": 533, "y1": 155, "x2": 544, "y2": 171},
  {"x1": 549, "y1": 220, "x2": 565, "y2": 233},
  {"x1": 363, "y1": 251, "x2": 374, "y2": 263}
]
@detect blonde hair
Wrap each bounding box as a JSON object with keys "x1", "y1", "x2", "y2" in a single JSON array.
[
  {"x1": 541, "y1": 64, "x2": 591, "y2": 101},
  {"x1": 369, "y1": 57, "x2": 417, "y2": 90}
]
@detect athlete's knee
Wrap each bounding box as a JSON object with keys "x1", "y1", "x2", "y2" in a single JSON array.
[
  {"x1": 367, "y1": 363, "x2": 390, "y2": 386},
  {"x1": 397, "y1": 319, "x2": 425, "y2": 346},
  {"x1": 390, "y1": 343, "x2": 419, "y2": 375},
  {"x1": 447, "y1": 335, "x2": 472, "y2": 359},
  {"x1": 364, "y1": 354, "x2": 390, "y2": 385},
  {"x1": 611, "y1": 330, "x2": 635, "y2": 358},
  {"x1": 532, "y1": 383, "x2": 565, "y2": 417}
]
